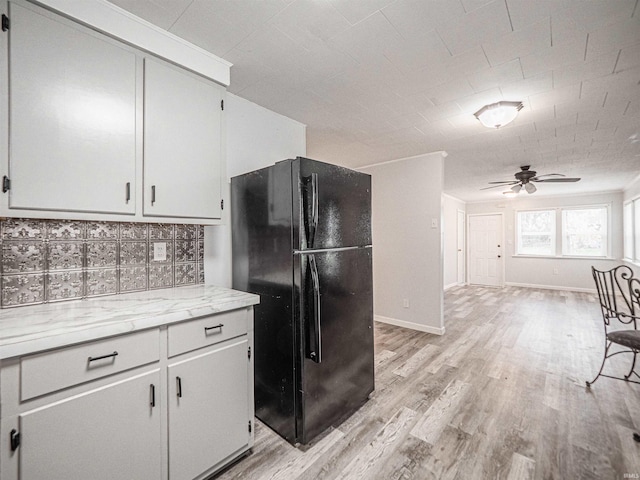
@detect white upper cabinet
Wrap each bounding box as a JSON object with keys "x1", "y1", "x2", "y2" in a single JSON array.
[
  {"x1": 0, "y1": 0, "x2": 229, "y2": 224},
  {"x1": 143, "y1": 58, "x2": 223, "y2": 220},
  {"x1": 8, "y1": 2, "x2": 137, "y2": 215}
]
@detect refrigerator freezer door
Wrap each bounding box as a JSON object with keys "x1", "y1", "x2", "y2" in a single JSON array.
[
  {"x1": 293, "y1": 158, "x2": 372, "y2": 251},
  {"x1": 295, "y1": 246, "x2": 374, "y2": 444}
]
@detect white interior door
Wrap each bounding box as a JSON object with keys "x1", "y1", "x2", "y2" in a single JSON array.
[
  {"x1": 469, "y1": 214, "x2": 503, "y2": 287},
  {"x1": 457, "y1": 210, "x2": 465, "y2": 284}
]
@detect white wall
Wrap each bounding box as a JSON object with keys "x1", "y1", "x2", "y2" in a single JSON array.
[
  {"x1": 466, "y1": 191, "x2": 623, "y2": 292},
  {"x1": 359, "y1": 152, "x2": 446, "y2": 335},
  {"x1": 443, "y1": 194, "x2": 465, "y2": 289},
  {"x1": 204, "y1": 94, "x2": 306, "y2": 287}
]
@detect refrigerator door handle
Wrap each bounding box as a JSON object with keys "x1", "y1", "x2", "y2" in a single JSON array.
[
  {"x1": 309, "y1": 172, "x2": 319, "y2": 249},
  {"x1": 308, "y1": 254, "x2": 322, "y2": 363},
  {"x1": 301, "y1": 173, "x2": 319, "y2": 249}
]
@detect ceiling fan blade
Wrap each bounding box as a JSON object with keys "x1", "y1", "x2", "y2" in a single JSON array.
[
  {"x1": 534, "y1": 178, "x2": 581, "y2": 183},
  {"x1": 487, "y1": 181, "x2": 517, "y2": 184},
  {"x1": 480, "y1": 182, "x2": 518, "y2": 190},
  {"x1": 531, "y1": 173, "x2": 565, "y2": 180}
]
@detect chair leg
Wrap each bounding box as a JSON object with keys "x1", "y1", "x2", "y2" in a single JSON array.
[
  {"x1": 586, "y1": 340, "x2": 612, "y2": 388},
  {"x1": 624, "y1": 351, "x2": 637, "y2": 380}
]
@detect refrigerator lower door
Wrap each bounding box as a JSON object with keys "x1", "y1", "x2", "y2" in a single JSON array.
[{"x1": 295, "y1": 247, "x2": 374, "y2": 444}]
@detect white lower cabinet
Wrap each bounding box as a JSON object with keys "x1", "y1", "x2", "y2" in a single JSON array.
[
  {"x1": 19, "y1": 370, "x2": 162, "y2": 480},
  {"x1": 168, "y1": 339, "x2": 251, "y2": 480},
  {"x1": 0, "y1": 308, "x2": 254, "y2": 480}
]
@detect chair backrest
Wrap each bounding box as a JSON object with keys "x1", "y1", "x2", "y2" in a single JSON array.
[
  {"x1": 631, "y1": 276, "x2": 640, "y2": 315},
  {"x1": 592, "y1": 265, "x2": 636, "y2": 326}
]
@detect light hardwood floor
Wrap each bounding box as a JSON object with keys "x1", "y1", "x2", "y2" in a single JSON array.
[{"x1": 218, "y1": 285, "x2": 640, "y2": 479}]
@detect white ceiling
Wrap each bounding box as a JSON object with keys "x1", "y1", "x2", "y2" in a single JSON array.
[{"x1": 108, "y1": 0, "x2": 640, "y2": 202}]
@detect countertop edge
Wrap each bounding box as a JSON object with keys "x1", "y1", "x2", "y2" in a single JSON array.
[{"x1": 1, "y1": 288, "x2": 260, "y2": 361}]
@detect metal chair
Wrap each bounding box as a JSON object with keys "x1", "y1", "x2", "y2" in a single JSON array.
[{"x1": 587, "y1": 265, "x2": 640, "y2": 387}]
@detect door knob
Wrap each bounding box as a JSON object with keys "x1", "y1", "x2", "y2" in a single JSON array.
[{"x1": 498, "y1": 255, "x2": 501, "y2": 258}]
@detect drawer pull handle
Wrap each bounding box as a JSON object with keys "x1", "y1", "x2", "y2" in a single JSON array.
[
  {"x1": 176, "y1": 376, "x2": 182, "y2": 398},
  {"x1": 150, "y1": 384, "x2": 156, "y2": 408},
  {"x1": 88, "y1": 351, "x2": 118, "y2": 363},
  {"x1": 204, "y1": 323, "x2": 224, "y2": 333}
]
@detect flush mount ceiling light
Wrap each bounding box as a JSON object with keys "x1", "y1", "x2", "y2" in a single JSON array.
[{"x1": 474, "y1": 101, "x2": 523, "y2": 129}]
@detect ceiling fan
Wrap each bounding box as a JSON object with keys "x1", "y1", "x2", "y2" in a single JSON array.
[{"x1": 481, "y1": 165, "x2": 581, "y2": 194}]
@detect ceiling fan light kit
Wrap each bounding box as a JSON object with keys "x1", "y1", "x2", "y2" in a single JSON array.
[{"x1": 474, "y1": 101, "x2": 524, "y2": 129}]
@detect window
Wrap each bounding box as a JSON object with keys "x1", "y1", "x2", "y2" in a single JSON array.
[
  {"x1": 562, "y1": 207, "x2": 607, "y2": 256},
  {"x1": 516, "y1": 205, "x2": 610, "y2": 258},
  {"x1": 516, "y1": 210, "x2": 555, "y2": 255}
]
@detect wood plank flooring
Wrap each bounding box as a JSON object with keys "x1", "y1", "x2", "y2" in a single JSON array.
[{"x1": 217, "y1": 285, "x2": 640, "y2": 479}]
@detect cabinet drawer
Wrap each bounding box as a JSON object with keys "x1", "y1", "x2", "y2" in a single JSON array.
[
  {"x1": 21, "y1": 329, "x2": 159, "y2": 400},
  {"x1": 168, "y1": 309, "x2": 248, "y2": 357}
]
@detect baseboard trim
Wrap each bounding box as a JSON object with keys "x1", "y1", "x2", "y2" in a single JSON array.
[
  {"x1": 375, "y1": 315, "x2": 445, "y2": 335},
  {"x1": 505, "y1": 282, "x2": 596, "y2": 294},
  {"x1": 444, "y1": 282, "x2": 458, "y2": 291}
]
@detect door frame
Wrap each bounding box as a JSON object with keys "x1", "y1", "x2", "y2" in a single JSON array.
[
  {"x1": 457, "y1": 209, "x2": 466, "y2": 285},
  {"x1": 467, "y1": 212, "x2": 505, "y2": 287}
]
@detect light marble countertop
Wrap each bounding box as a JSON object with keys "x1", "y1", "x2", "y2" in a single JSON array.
[{"x1": 0, "y1": 285, "x2": 260, "y2": 360}]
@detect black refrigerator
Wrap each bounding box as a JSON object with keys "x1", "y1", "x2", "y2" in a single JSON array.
[{"x1": 231, "y1": 157, "x2": 374, "y2": 445}]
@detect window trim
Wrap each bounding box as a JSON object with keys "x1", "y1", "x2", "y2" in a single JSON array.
[
  {"x1": 623, "y1": 199, "x2": 633, "y2": 261},
  {"x1": 634, "y1": 197, "x2": 640, "y2": 264},
  {"x1": 625, "y1": 195, "x2": 640, "y2": 267},
  {"x1": 514, "y1": 203, "x2": 612, "y2": 259}
]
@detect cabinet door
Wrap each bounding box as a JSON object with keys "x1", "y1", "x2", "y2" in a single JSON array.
[
  {"x1": 8, "y1": 2, "x2": 137, "y2": 214},
  {"x1": 144, "y1": 57, "x2": 223, "y2": 220},
  {"x1": 18, "y1": 370, "x2": 161, "y2": 480},
  {"x1": 168, "y1": 339, "x2": 250, "y2": 480}
]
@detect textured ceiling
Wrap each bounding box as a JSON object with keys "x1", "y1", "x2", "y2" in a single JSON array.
[{"x1": 108, "y1": 0, "x2": 640, "y2": 202}]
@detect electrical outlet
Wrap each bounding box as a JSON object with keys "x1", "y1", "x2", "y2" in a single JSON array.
[
  {"x1": 153, "y1": 242, "x2": 167, "y2": 261},
  {"x1": 553, "y1": 268, "x2": 559, "y2": 275},
  {"x1": 431, "y1": 218, "x2": 438, "y2": 229},
  {"x1": 403, "y1": 298, "x2": 410, "y2": 308}
]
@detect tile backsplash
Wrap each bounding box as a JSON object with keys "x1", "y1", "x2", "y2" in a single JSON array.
[{"x1": 0, "y1": 218, "x2": 205, "y2": 308}]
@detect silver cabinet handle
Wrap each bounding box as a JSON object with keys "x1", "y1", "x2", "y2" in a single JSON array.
[{"x1": 151, "y1": 185, "x2": 156, "y2": 206}]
